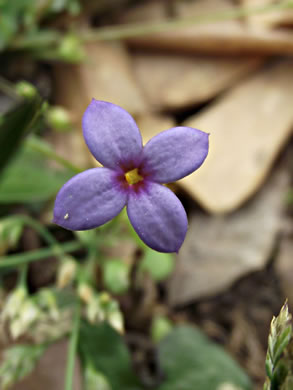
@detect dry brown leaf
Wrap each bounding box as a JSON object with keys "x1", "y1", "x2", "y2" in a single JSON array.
[
  {"x1": 122, "y1": 0, "x2": 293, "y2": 55},
  {"x1": 133, "y1": 52, "x2": 263, "y2": 110},
  {"x1": 54, "y1": 41, "x2": 147, "y2": 115},
  {"x1": 168, "y1": 167, "x2": 288, "y2": 306},
  {"x1": 49, "y1": 41, "x2": 148, "y2": 168},
  {"x1": 135, "y1": 113, "x2": 175, "y2": 144},
  {"x1": 179, "y1": 60, "x2": 293, "y2": 213},
  {"x1": 239, "y1": 0, "x2": 293, "y2": 27},
  {"x1": 275, "y1": 238, "x2": 293, "y2": 311}
]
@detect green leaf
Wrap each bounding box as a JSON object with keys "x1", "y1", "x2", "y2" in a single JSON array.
[
  {"x1": 78, "y1": 322, "x2": 142, "y2": 390},
  {"x1": 0, "y1": 92, "x2": 43, "y2": 173},
  {"x1": 157, "y1": 326, "x2": 252, "y2": 390},
  {"x1": 103, "y1": 259, "x2": 130, "y2": 294},
  {"x1": 139, "y1": 248, "x2": 174, "y2": 282},
  {"x1": 84, "y1": 364, "x2": 112, "y2": 390},
  {"x1": 0, "y1": 216, "x2": 23, "y2": 255},
  {"x1": 0, "y1": 343, "x2": 46, "y2": 389},
  {"x1": 0, "y1": 143, "x2": 72, "y2": 203}
]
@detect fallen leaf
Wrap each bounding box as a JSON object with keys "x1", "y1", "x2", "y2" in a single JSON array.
[
  {"x1": 122, "y1": 0, "x2": 293, "y2": 55},
  {"x1": 136, "y1": 113, "x2": 175, "y2": 143},
  {"x1": 133, "y1": 52, "x2": 263, "y2": 110},
  {"x1": 275, "y1": 238, "x2": 293, "y2": 312},
  {"x1": 239, "y1": 0, "x2": 293, "y2": 27},
  {"x1": 180, "y1": 61, "x2": 293, "y2": 213},
  {"x1": 168, "y1": 167, "x2": 289, "y2": 305},
  {"x1": 49, "y1": 41, "x2": 148, "y2": 168}
]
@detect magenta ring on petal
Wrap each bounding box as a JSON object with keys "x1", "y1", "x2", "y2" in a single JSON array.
[{"x1": 53, "y1": 99, "x2": 209, "y2": 253}]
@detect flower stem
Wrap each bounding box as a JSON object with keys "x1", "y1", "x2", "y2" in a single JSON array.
[
  {"x1": 10, "y1": 215, "x2": 65, "y2": 259},
  {"x1": 0, "y1": 240, "x2": 83, "y2": 269},
  {"x1": 18, "y1": 263, "x2": 29, "y2": 288},
  {"x1": 9, "y1": 0, "x2": 293, "y2": 50},
  {"x1": 64, "y1": 301, "x2": 81, "y2": 390},
  {"x1": 82, "y1": 0, "x2": 293, "y2": 42}
]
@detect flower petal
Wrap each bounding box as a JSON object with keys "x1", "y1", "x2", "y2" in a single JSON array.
[
  {"x1": 127, "y1": 182, "x2": 187, "y2": 253},
  {"x1": 53, "y1": 168, "x2": 127, "y2": 230},
  {"x1": 82, "y1": 100, "x2": 143, "y2": 169},
  {"x1": 142, "y1": 127, "x2": 209, "y2": 183}
]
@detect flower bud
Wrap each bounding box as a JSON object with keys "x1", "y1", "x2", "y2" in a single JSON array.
[
  {"x1": 15, "y1": 81, "x2": 37, "y2": 99},
  {"x1": 1, "y1": 287, "x2": 27, "y2": 321},
  {"x1": 107, "y1": 310, "x2": 124, "y2": 334},
  {"x1": 37, "y1": 289, "x2": 59, "y2": 320},
  {"x1": 46, "y1": 106, "x2": 72, "y2": 132},
  {"x1": 58, "y1": 35, "x2": 85, "y2": 63},
  {"x1": 78, "y1": 283, "x2": 94, "y2": 303},
  {"x1": 151, "y1": 315, "x2": 172, "y2": 343},
  {"x1": 86, "y1": 296, "x2": 105, "y2": 324},
  {"x1": 57, "y1": 258, "x2": 77, "y2": 288},
  {"x1": 10, "y1": 300, "x2": 40, "y2": 339}
]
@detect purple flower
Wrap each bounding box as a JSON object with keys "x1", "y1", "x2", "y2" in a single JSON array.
[{"x1": 53, "y1": 100, "x2": 209, "y2": 253}]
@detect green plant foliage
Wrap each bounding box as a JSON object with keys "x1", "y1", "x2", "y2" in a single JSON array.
[
  {"x1": 78, "y1": 322, "x2": 142, "y2": 390},
  {"x1": 139, "y1": 248, "x2": 174, "y2": 282},
  {"x1": 103, "y1": 259, "x2": 130, "y2": 294},
  {"x1": 84, "y1": 364, "x2": 112, "y2": 390},
  {"x1": 79, "y1": 322, "x2": 252, "y2": 390},
  {"x1": 0, "y1": 93, "x2": 43, "y2": 173},
  {"x1": 0, "y1": 216, "x2": 23, "y2": 255},
  {"x1": 157, "y1": 326, "x2": 252, "y2": 390},
  {"x1": 0, "y1": 0, "x2": 80, "y2": 50},
  {"x1": 0, "y1": 144, "x2": 72, "y2": 203},
  {"x1": 0, "y1": 343, "x2": 46, "y2": 389},
  {"x1": 264, "y1": 302, "x2": 293, "y2": 390}
]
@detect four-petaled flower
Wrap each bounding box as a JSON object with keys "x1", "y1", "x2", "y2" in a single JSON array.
[{"x1": 53, "y1": 100, "x2": 209, "y2": 253}]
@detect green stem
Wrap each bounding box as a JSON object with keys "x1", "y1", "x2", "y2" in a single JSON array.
[
  {"x1": 27, "y1": 136, "x2": 82, "y2": 174},
  {"x1": 9, "y1": 0, "x2": 293, "y2": 50},
  {"x1": 11, "y1": 215, "x2": 65, "y2": 259},
  {"x1": 83, "y1": 0, "x2": 293, "y2": 42},
  {"x1": 18, "y1": 263, "x2": 29, "y2": 288},
  {"x1": 0, "y1": 241, "x2": 83, "y2": 269},
  {"x1": 64, "y1": 301, "x2": 81, "y2": 390},
  {"x1": 83, "y1": 242, "x2": 98, "y2": 284}
]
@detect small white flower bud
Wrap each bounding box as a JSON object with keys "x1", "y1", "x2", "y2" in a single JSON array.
[
  {"x1": 78, "y1": 283, "x2": 94, "y2": 303},
  {"x1": 10, "y1": 317, "x2": 24, "y2": 340},
  {"x1": 107, "y1": 310, "x2": 124, "y2": 334},
  {"x1": 86, "y1": 296, "x2": 105, "y2": 324},
  {"x1": 57, "y1": 258, "x2": 77, "y2": 288},
  {"x1": 10, "y1": 300, "x2": 40, "y2": 339},
  {"x1": 1, "y1": 287, "x2": 27, "y2": 321}
]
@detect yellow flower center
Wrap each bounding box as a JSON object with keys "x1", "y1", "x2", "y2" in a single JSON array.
[{"x1": 125, "y1": 168, "x2": 143, "y2": 185}]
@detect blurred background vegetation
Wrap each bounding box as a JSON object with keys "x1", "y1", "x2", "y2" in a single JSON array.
[{"x1": 1, "y1": 0, "x2": 293, "y2": 389}]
